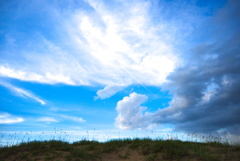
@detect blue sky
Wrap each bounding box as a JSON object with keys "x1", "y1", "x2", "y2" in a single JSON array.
[{"x1": 1, "y1": 0, "x2": 240, "y2": 144}]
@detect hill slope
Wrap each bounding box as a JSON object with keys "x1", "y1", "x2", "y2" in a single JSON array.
[{"x1": 1, "y1": 139, "x2": 240, "y2": 161}]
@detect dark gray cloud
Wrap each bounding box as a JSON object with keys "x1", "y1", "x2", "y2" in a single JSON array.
[{"x1": 154, "y1": 0, "x2": 240, "y2": 133}]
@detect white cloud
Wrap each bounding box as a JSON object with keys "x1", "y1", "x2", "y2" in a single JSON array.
[
  {"x1": 37, "y1": 117, "x2": 59, "y2": 123},
  {"x1": 60, "y1": 115, "x2": 86, "y2": 123},
  {"x1": 95, "y1": 85, "x2": 123, "y2": 99},
  {"x1": 49, "y1": 107, "x2": 70, "y2": 112},
  {"x1": 0, "y1": 0, "x2": 179, "y2": 93},
  {"x1": 114, "y1": 92, "x2": 188, "y2": 130},
  {"x1": 0, "y1": 65, "x2": 75, "y2": 85},
  {"x1": 0, "y1": 113, "x2": 24, "y2": 124},
  {"x1": 115, "y1": 92, "x2": 153, "y2": 130},
  {"x1": 0, "y1": 81, "x2": 46, "y2": 105}
]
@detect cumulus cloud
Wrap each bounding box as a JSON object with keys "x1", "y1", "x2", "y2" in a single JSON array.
[
  {"x1": 154, "y1": 0, "x2": 240, "y2": 133},
  {"x1": 115, "y1": 0, "x2": 240, "y2": 134},
  {"x1": 0, "y1": 113, "x2": 24, "y2": 124},
  {"x1": 115, "y1": 92, "x2": 152, "y2": 130},
  {"x1": 0, "y1": 81, "x2": 46, "y2": 105}
]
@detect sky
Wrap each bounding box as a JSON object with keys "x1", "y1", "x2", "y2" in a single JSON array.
[{"x1": 0, "y1": 0, "x2": 240, "y2": 144}]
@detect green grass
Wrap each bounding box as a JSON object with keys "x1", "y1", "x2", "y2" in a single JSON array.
[{"x1": 0, "y1": 138, "x2": 240, "y2": 161}]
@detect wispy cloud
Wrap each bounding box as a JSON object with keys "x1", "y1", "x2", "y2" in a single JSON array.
[
  {"x1": 2, "y1": 0, "x2": 238, "y2": 135},
  {"x1": 0, "y1": 0, "x2": 183, "y2": 91},
  {"x1": 95, "y1": 85, "x2": 123, "y2": 99},
  {"x1": 0, "y1": 113, "x2": 24, "y2": 124},
  {"x1": 60, "y1": 115, "x2": 86, "y2": 123},
  {"x1": 0, "y1": 81, "x2": 46, "y2": 105},
  {"x1": 37, "y1": 117, "x2": 59, "y2": 123}
]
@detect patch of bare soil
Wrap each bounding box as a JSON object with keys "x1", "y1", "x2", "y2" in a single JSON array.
[{"x1": 101, "y1": 146, "x2": 145, "y2": 161}]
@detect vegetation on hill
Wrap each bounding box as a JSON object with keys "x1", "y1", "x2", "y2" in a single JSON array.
[{"x1": 1, "y1": 138, "x2": 240, "y2": 161}]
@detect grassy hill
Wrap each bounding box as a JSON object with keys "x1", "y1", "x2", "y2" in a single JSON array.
[{"x1": 1, "y1": 138, "x2": 240, "y2": 161}]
